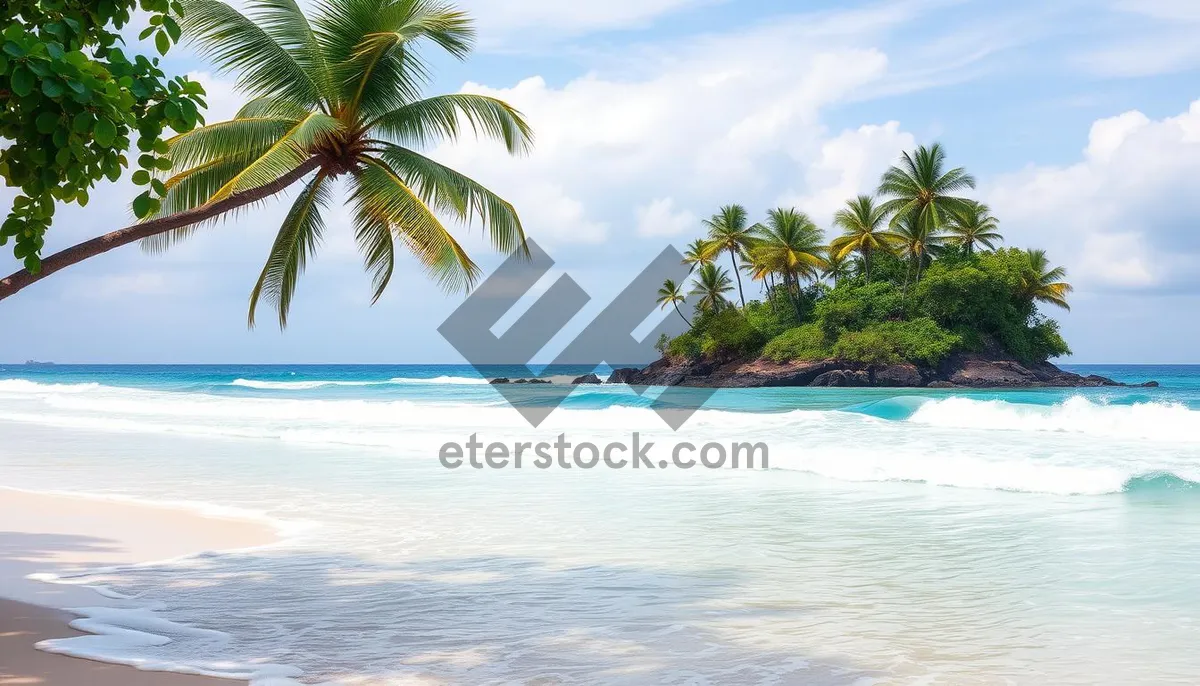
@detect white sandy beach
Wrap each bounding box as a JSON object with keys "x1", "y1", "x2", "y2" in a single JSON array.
[{"x1": 0, "y1": 489, "x2": 277, "y2": 686}]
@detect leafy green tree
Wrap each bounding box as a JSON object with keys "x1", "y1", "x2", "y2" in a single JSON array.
[
  {"x1": 691, "y1": 262, "x2": 733, "y2": 312},
  {"x1": 702, "y1": 204, "x2": 753, "y2": 308},
  {"x1": 946, "y1": 201, "x2": 1002, "y2": 255},
  {"x1": 1, "y1": 0, "x2": 204, "y2": 277},
  {"x1": 656, "y1": 278, "x2": 690, "y2": 326},
  {"x1": 829, "y1": 195, "x2": 897, "y2": 282}
]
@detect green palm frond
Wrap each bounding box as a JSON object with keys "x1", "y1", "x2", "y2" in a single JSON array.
[
  {"x1": 180, "y1": 0, "x2": 323, "y2": 107},
  {"x1": 166, "y1": 117, "x2": 299, "y2": 170},
  {"x1": 354, "y1": 157, "x2": 479, "y2": 292},
  {"x1": 235, "y1": 96, "x2": 314, "y2": 120},
  {"x1": 248, "y1": 171, "x2": 334, "y2": 328},
  {"x1": 373, "y1": 143, "x2": 526, "y2": 254},
  {"x1": 372, "y1": 94, "x2": 533, "y2": 155},
  {"x1": 256, "y1": 0, "x2": 336, "y2": 103},
  {"x1": 210, "y1": 113, "x2": 341, "y2": 201},
  {"x1": 352, "y1": 201, "x2": 397, "y2": 304}
]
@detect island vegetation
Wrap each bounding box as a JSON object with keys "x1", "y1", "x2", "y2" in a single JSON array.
[{"x1": 652, "y1": 144, "x2": 1077, "y2": 378}]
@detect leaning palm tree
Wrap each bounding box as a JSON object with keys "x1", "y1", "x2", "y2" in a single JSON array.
[
  {"x1": 656, "y1": 279, "x2": 691, "y2": 326},
  {"x1": 749, "y1": 208, "x2": 827, "y2": 315},
  {"x1": 691, "y1": 263, "x2": 733, "y2": 312},
  {"x1": 153, "y1": 0, "x2": 533, "y2": 327},
  {"x1": 946, "y1": 201, "x2": 1003, "y2": 255},
  {"x1": 878, "y1": 144, "x2": 975, "y2": 235},
  {"x1": 681, "y1": 238, "x2": 715, "y2": 272},
  {"x1": 1021, "y1": 249, "x2": 1073, "y2": 310},
  {"x1": 893, "y1": 212, "x2": 946, "y2": 289},
  {"x1": 829, "y1": 195, "x2": 898, "y2": 282},
  {"x1": 702, "y1": 204, "x2": 754, "y2": 308}
]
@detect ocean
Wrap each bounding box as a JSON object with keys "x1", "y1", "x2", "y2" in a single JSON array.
[{"x1": 1, "y1": 363, "x2": 1199, "y2": 684}]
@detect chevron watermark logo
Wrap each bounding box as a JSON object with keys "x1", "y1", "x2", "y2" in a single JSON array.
[{"x1": 438, "y1": 239, "x2": 718, "y2": 430}]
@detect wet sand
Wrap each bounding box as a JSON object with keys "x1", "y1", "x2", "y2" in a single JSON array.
[{"x1": 0, "y1": 489, "x2": 277, "y2": 685}]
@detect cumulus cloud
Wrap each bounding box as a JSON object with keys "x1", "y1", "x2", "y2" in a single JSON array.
[
  {"x1": 635, "y1": 198, "x2": 697, "y2": 238},
  {"x1": 987, "y1": 99, "x2": 1200, "y2": 292},
  {"x1": 779, "y1": 121, "x2": 917, "y2": 222}
]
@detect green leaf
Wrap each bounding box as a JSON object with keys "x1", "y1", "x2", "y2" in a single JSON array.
[
  {"x1": 132, "y1": 170, "x2": 151, "y2": 185},
  {"x1": 154, "y1": 157, "x2": 173, "y2": 171},
  {"x1": 72, "y1": 111, "x2": 93, "y2": 133},
  {"x1": 94, "y1": 117, "x2": 117, "y2": 147},
  {"x1": 162, "y1": 16, "x2": 182, "y2": 42},
  {"x1": 11, "y1": 65, "x2": 34, "y2": 96},
  {"x1": 155, "y1": 31, "x2": 170, "y2": 56},
  {"x1": 42, "y1": 78, "x2": 66, "y2": 98},
  {"x1": 0, "y1": 54, "x2": 9, "y2": 75},
  {"x1": 36, "y1": 112, "x2": 60, "y2": 134},
  {"x1": 132, "y1": 191, "x2": 153, "y2": 218}
]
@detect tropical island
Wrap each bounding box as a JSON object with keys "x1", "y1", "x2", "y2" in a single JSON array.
[{"x1": 616, "y1": 144, "x2": 1154, "y2": 389}]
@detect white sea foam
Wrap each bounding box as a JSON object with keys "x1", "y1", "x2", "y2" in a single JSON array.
[
  {"x1": 906, "y1": 395, "x2": 1200, "y2": 443},
  {"x1": 38, "y1": 607, "x2": 305, "y2": 685},
  {"x1": 388, "y1": 375, "x2": 488, "y2": 385}
]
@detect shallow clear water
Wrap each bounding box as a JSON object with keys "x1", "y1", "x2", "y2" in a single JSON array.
[{"x1": 1, "y1": 364, "x2": 1198, "y2": 684}]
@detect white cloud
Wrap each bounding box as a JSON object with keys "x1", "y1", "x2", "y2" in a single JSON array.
[
  {"x1": 427, "y1": 12, "x2": 918, "y2": 248},
  {"x1": 635, "y1": 198, "x2": 697, "y2": 238},
  {"x1": 987, "y1": 100, "x2": 1200, "y2": 292},
  {"x1": 779, "y1": 121, "x2": 917, "y2": 222}
]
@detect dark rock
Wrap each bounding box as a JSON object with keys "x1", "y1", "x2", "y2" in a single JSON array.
[
  {"x1": 571, "y1": 373, "x2": 602, "y2": 384},
  {"x1": 528, "y1": 378, "x2": 552, "y2": 384},
  {"x1": 1140, "y1": 380, "x2": 1160, "y2": 387},
  {"x1": 606, "y1": 367, "x2": 642, "y2": 384},
  {"x1": 873, "y1": 363, "x2": 923, "y2": 387},
  {"x1": 489, "y1": 378, "x2": 510, "y2": 384},
  {"x1": 512, "y1": 378, "x2": 528, "y2": 384},
  {"x1": 926, "y1": 380, "x2": 957, "y2": 388}
]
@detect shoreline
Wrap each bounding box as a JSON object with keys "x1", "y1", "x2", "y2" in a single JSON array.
[{"x1": 0, "y1": 488, "x2": 279, "y2": 686}]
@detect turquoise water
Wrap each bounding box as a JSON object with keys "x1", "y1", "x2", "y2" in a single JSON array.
[{"x1": 1, "y1": 364, "x2": 1199, "y2": 684}]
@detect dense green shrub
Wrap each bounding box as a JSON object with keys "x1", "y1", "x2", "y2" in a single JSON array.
[
  {"x1": 832, "y1": 318, "x2": 960, "y2": 366},
  {"x1": 698, "y1": 308, "x2": 767, "y2": 360},
  {"x1": 666, "y1": 330, "x2": 703, "y2": 360},
  {"x1": 744, "y1": 291, "x2": 801, "y2": 339},
  {"x1": 762, "y1": 323, "x2": 829, "y2": 362},
  {"x1": 815, "y1": 281, "x2": 908, "y2": 336}
]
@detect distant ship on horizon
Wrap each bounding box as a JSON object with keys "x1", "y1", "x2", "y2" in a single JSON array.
[{"x1": 23, "y1": 360, "x2": 56, "y2": 366}]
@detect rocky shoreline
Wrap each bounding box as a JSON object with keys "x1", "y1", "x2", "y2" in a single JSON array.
[{"x1": 604, "y1": 353, "x2": 1158, "y2": 389}]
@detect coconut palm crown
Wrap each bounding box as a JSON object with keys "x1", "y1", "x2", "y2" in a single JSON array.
[
  {"x1": 656, "y1": 278, "x2": 691, "y2": 326},
  {"x1": 878, "y1": 143, "x2": 975, "y2": 233},
  {"x1": 702, "y1": 204, "x2": 754, "y2": 308},
  {"x1": 157, "y1": 0, "x2": 534, "y2": 327},
  {"x1": 691, "y1": 263, "x2": 734, "y2": 312},
  {"x1": 947, "y1": 201, "x2": 1003, "y2": 255},
  {"x1": 1021, "y1": 249, "x2": 1073, "y2": 310},
  {"x1": 830, "y1": 195, "x2": 897, "y2": 282}
]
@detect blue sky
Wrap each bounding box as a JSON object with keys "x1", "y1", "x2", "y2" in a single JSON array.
[{"x1": 3, "y1": 0, "x2": 1200, "y2": 363}]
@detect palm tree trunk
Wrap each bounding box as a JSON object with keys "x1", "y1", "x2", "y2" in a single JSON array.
[
  {"x1": 0, "y1": 158, "x2": 322, "y2": 301},
  {"x1": 862, "y1": 248, "x2": 871, "y2": 283},
  {"x1": 728, "y1": 247, "x2": 745, "y2": 309},
  {"x1": 673, "y1": 302, "x2": 691, "y2": 327}
]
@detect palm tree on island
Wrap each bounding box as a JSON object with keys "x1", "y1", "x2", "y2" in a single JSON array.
[
  {"x1": 692, "y1": 263, "x2": 734, "y2": 312},
  {"x1": 153, "y1": 0, "x2": 533, "y2": 327},
  {"x1": 830, "y1": 195, "x2": 896, "y2": 282},
  {"x1": 946, "y1": 201, "x2": 1003, "y2": 255},
  {"x1": 1021, "y1": 249, "x2": 1074, "y2": 310},
  {"x1": 651, "y1": 144, "x2": 1082, "y2": 375},
  {"x1": 702, "y1": 204, "x2": 755, "y2": 308},
  {"x1": 656, "y1": 279, "x2": 691, "y2": 325}
]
